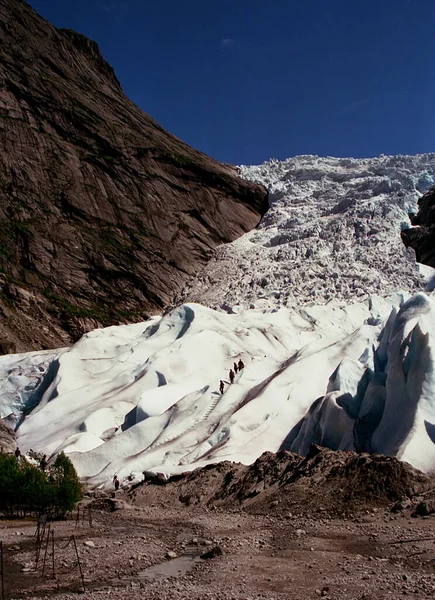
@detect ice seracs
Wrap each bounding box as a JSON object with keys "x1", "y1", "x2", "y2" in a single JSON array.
[
  {"x1": 289, "y1": 292, "x2": 435, "y2": 474},
  {"x1": 177, "y1": 154, "x2": 435, "y2": 312}
]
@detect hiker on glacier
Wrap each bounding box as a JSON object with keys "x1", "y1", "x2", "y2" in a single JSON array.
[
  {"x1": 40, "y1": 454, "x2": 48, "y2": 472},
  {"x1": 219, "y1": 380, "x2": 225, "y2": 394},
  {"x1": 229, "y1": 369, "x2": 235, "y2": 384},
  {"x1": 113, "y1": 474, "x2": 120, "y2": 491},
  {"x1": 238, "y1": 359, "x2": 245, "y2": 371},
  {"x1": 233, "y1": 362, "x2": 238, "y2": 374}
]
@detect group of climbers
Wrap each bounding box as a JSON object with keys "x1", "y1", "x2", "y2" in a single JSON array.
[
  {"x1": 219, "y1": 358, "x2": 245, "y2": 394},
  {"x1": 110, "y1": 360, "x2": 247, "y2": 491}
]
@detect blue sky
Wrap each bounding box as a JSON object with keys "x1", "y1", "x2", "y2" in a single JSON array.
[{"x1": 28, "y1": 0, "x2": 435, "y2": 165}]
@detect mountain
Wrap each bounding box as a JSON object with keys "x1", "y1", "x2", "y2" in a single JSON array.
[
  {"x1": 0, "y1": 0, "x2": 268, "y2": 352},
  {"x1": 2, "y1": 154, "x2": 435, "y2": 487}
]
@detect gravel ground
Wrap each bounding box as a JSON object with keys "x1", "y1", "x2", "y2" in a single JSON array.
[{"x1": 2, "y1": 494, "x2": 435, "y2": 600}]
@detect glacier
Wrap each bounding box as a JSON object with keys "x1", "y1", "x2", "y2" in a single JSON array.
[
  {"x1": 0, "y1": 296, "x2": 397, "y2": 485},
  {"x1": 1, "y1": 153, "x2": 435, "y2": 487},
  {"x1": 177, "y1": 153, "x2": 435, "y2": 311}
]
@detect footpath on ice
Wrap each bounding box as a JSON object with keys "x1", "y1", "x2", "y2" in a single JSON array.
[{"x1": 2, "y1": 291, "x2": 435, "y2": 488}]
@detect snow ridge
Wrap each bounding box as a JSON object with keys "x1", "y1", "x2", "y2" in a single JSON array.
[{"x1": 178, "y1": 154, "x2": 435, "y2": 312}]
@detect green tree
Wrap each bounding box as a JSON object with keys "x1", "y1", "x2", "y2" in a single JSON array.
[
  {"x1": 0, "y1": 453, "x2": 20, "y2": 514},
  {"x1": 17, "y1": 460, "x2": 52, "y2": 515},
  {"x1": 49, "y1": 452, "x2": 82, "y2": 516},
  {"x1": 0, "y1": 451, "x2": 82, "y2": 518}
]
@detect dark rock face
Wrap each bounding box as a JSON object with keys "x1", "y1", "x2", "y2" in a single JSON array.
[
  {"x1": 0, "y1": 420, "x2": 15, "y2": 453},
  {"x1": 0, "y1": 0, "x2": 268, "y2": 351},
  {"x1": 401, "y1": 187, "x2": 435, "y2": 267}
]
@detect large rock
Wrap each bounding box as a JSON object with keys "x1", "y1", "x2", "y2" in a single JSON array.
[
  {"x1": 0, "y1": 0, "x2": 268, "y2": 351},
  {"x1": 402, "y1": 187, "x2": 435, "y2": 268}
]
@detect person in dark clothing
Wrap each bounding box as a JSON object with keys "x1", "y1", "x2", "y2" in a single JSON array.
[
  {"x1": 238, "y1": 359, "x2": 245, "y2": 371},
  {"x1": 14, "y1": 447, "x2": 21, "y2": 460},
  {"x1": 233, "y1": 362, "x2": 238, "y2": 374},
  {"x1": 219, "y1": 380, "x2": 225, "y2": 394},
  {"x1": 113, "y1": 475, "x2": 120, "y2": 491},
  {"x1": 40, "y1": 454, "x2": 47, "y2": 472},
  {"x1": 229, "y1": 369, "x2": 235, "y2": 384}
]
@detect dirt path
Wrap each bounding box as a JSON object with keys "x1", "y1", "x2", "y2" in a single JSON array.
[{"x1": 2, "y1": 499, "x2": 435, "y2": 600}]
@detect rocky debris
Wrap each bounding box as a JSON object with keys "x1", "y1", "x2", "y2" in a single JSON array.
[
  {"x1": 391, "y1": 498, "x2": 412, "y2": 513},
  {"x1": 3, "y1": 501, "x2": 435, "y2": 600},
  {"x1": 83, "y1": 540, "x2": 95, "y2": 548},
  {"x1": 130, "y1": 445, "x2": 431, "y2": 515},
  {"x1": 0, "y1": 0, "x2": 268, "y2": 351},
  {"x1": 402, "y1": 186, "x2": 435, "y2": 268},
  {"x1": 165, "y1": 551, "x2": 177, "y2": 560},
  {"x1": 87, "y1": 497, "x2": 133, "y2": 512}
]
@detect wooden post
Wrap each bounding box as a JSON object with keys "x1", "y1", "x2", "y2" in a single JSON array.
[
  {"x1": 0, "y1": 540, "x2": 4, "y2": 600},
  {"x1": 35, "y1": 514, "x2": 47, "y2": 570},
  {"x1": 72, "y1": 535, "x2": 85, "y2": 593},
  {"x1": 41, "y1": 524, "x2": 51, "y2": 577},
  {"x1": 51, "y1": 530, "x2": 55, "y2": 579}
]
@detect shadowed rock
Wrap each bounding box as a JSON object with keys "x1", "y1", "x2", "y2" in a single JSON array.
[
  {"x1": 0, "y1": 340, "x2": 16, "y2": 355},
  {"x1": 402, "y1": 186, "x2": 435, "y2": 268}
]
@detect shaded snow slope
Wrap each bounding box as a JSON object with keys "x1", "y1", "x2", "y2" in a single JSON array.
[
  {"x1": 4, "y1": 292, "x2": 435, "y2": 488},
  {"x1": 177, "y1": 154, "x2": 435, "y2": 312}
]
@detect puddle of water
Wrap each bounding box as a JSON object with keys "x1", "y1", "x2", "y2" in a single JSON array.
[{"x1": 139, "y1": 555, "x2": 200, "y2": 581}]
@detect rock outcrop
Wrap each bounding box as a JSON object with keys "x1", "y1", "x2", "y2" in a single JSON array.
[
  {"x1": 0, "y1": 0, "x2": 268, "y2": 351},
  {"x1": 402, "y1": 186, "x2": 435, "y2": 268},
  {"x1": 0, "y1": 420, "x2": 15, "y2": 453}
]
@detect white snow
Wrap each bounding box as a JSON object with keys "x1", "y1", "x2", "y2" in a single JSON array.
[
  {"x1": 0, "y1": 296, "x2": 402, "y2": 486},
  {"x1": 4, "y1": 291, "x2": 435, "y2": 487},
  {"x1": 1, "y1": 153, "x2": 435, "y2": 485}
]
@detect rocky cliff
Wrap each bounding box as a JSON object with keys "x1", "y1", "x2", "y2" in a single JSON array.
[{"x1": 0, "y1": 0, "x2": 268, "y2": 351}]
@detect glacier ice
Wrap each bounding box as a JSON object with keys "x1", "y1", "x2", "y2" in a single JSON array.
[
  {"x1": 289, "y1": 293, "x2": 435, "y2": 474},
  {"x1": 177, "y1": 154, "x2": 435, "y2": 312},
  {"x1": 1, "y1": 291, "x2": 434, "y2": 487},
  {"x1": 1, "y1": 154, "x2": 435, "y2": 486}
]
